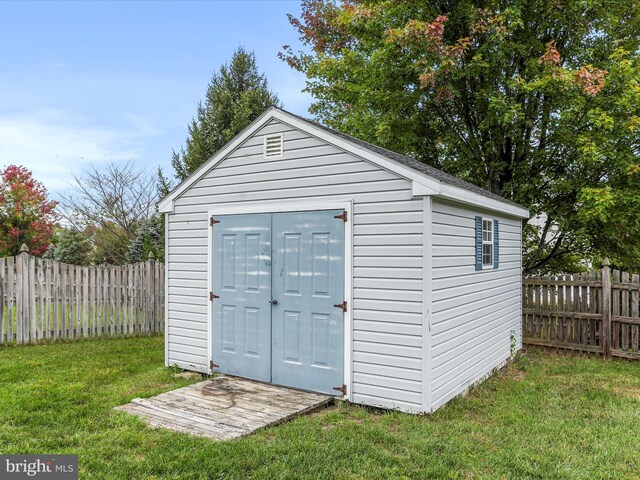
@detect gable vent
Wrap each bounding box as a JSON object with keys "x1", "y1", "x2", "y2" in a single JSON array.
[{"x1": 263, "y1": 133, "x2": 284, "y2": 158}]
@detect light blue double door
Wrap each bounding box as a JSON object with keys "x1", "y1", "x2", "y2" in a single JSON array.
[{"x1": 212, "y1": 210, "x2": 345, "y2": 394}]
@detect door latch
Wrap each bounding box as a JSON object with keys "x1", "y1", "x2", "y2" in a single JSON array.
[
  {"x1": 269, "y1": 299, "x2": 278, "y2": 305},
  {"x1": 210, "y1": 292, "x2": 219, "y2": 301}
]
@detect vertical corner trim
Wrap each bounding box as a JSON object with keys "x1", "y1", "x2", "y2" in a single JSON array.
[{"x1": 422, "y1": 196, "x2": 433, "y2": 413}]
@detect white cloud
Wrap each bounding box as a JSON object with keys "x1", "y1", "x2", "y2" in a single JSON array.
[{"x1": 0, "y1": 108, "x2": 159, "y2": 193}]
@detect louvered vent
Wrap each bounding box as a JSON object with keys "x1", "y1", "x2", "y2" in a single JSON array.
[{"x1": 263, "y1": 133, "x2": 283, "y2": 158}]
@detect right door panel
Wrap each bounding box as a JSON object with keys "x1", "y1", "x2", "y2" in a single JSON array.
[{"x1": 271, "y1": 210, "x2": 345, "y2": 394}]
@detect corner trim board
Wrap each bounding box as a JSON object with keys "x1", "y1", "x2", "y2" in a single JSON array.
[{"x1": 422, "y1": 196, "x2": 433, "y2": 413}]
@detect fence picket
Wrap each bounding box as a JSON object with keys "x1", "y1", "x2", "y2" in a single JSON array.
[
  {"x1": 621, "y1": 271, "x2": 630, "y2": 351},
  {"x1": 0, "y1": 258, "x2": 4, "y2": 345},
  {"x1": 612, "y1": 270, "x2": 620, "y2": 350},
  {"x1": 632, "y1": 274, "x2": 639, "y2": 353}
]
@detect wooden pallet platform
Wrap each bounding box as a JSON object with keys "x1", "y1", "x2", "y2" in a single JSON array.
[{"x1": 115, "y1": 375, "x2": 333, "y2": 440}]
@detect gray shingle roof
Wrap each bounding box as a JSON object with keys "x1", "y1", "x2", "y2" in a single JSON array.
[{"x1": 282, "y1": 108, "x2": 524, "y2": 209}]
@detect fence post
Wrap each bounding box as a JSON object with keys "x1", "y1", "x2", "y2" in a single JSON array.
[{"x1": 602, "y1": 258, "x2": 612, "y2": 359}]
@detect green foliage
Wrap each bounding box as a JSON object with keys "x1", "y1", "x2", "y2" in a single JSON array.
[
  {"x1": 283, "y1": 0, "x2": 640, "y2": 274},
  {"x1": 44, "y1": 227, "x2": 92, "y2": 265},
  {"x1": 170, "y1": 47, "x2": 282, "y2": 182},
  {"x1": 126, "y1": 214, "x2": 164, "y2": 263},
  {"x1": 84, "y1": 222, "x2": 131, "y2": 265},
  {"x1": 2, "y1": 338, "x2": 640, "y2": 478}
]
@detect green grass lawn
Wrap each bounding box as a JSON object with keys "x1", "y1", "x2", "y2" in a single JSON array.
[{"x1": 1, "y1": 338, "x2": 640, "y2": 479}]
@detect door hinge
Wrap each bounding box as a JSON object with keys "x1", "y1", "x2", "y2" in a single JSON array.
[
  {"x1": 333, "y1": 300, "x2": 347, "y2": 313},
  {"x1": 334, "y1": 211, "x2": 348, "y2": 222},
  {"x1": 209, "y1": 292, "x2": 219, "y2": 301},
  {"x1": 210, "y1": 360, "x2": 219, "y2": 369},
  {"x1": 210, "y1": 216, "x2": 220, "y2": 226},
  {"x1": 333, "y1": 384, "x2": 347, "y2": 396}
]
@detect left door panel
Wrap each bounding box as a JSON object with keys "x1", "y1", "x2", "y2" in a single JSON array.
[{"x1": 212, "y1": 214, "x2": 272, "y2": 382}]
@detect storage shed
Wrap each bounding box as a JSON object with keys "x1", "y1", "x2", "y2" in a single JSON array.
[{"x1": 159, "y1": 107, "x2": 529, "y2": 414}]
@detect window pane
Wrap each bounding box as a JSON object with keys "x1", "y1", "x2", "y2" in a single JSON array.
[{"x1": 482, "y1": 244, "x2": 493, "y2": 265}]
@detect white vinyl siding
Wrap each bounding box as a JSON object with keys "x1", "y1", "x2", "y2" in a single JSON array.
[
  {"x1": 430, "y1": 199, "x2": 522, "y2": 411},
  {"x1": 166, "y1": 118, "x2": 425, "y2": 412}
]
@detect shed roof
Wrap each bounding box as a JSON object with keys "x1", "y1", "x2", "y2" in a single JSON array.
[
  {"x1": 158, "y1": 107, "x2": 529, "y2": 218},
  {"x1": 283, "y1": 109, "x2": 523, "y2": 209}
]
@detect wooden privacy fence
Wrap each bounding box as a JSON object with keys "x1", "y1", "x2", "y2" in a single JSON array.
[
  {"x1": 523, "y1": 259, "x2": 640, "y2": 359},
  {"x1": 0, "y1": 246, "x2": 164, "y2": 346}
]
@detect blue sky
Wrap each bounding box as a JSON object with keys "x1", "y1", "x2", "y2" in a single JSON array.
[{"x1": 0, "y1": 1, "x2": 310, "y2": 194}]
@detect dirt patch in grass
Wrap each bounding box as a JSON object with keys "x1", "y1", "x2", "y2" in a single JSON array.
[{"x1": 613, "y1": 386, "x2": 640, "y2": 399}]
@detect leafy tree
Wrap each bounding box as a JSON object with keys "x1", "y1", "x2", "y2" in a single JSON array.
[
  {"x1": 282, "y1": 0, "x2": 640, "y2": 274},
  {"x1": 126, "y1": 214, "x2": 164, "y2": 263},
  {"x1": 44, "y1": 228, "x2": 92, "y2": 265},
  {"x1": 0, "y1": 165, "x2": 59, "y2": 256},
  {"x1": 168, "y1": 46, "x2": 282, "y2": 185}
]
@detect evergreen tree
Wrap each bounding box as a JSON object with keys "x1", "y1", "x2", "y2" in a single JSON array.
[
  {"x1": 126, "y1": 214, "x2": 164, "y2": 263},
  {"x1": 44, "y1": 228, "x2": 92, "y2": 265},
  {"x1": 170, "y1": 47, "x2": 282, "y2": 182}
]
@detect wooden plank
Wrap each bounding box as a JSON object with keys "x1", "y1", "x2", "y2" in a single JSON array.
[
  {"x1": 612, "y1": 349, "x2": 640, "y2": 360},
  {"x1": 612, "y1": 270, "x2": 621, "y2": 350},
  {"x1": 523, "y1": 337, "x2": 602, "y2": 353},
  {"x1": 127, "y1": 264, "x2": 132, "y2": 334},
  {"x1": 612, "y1": 316, "x2": 640, "y2": 325},
  {"x1": 36, "y1": 258, "x2": 44, "y2": 341},
  {"x1": 572, "y1": 274, "x2": 580, "y2": 344},
  {"x1": 534, "y1": 283, "x2": 541, "y2": 339},
  {"x1": 0, "y1": 258, "x2": 4, "y2": 345},
  {"x1": 621, "y1": 271, "x2": 630, "y2": 351},
  {"x1": 602, "y1": 260, "x2": 612, "y2": 358},
  {"x1": 589, "y1": 271, "x2": 597, "y2": 346},
  {"x1": 557, "y1": 276, "x2": 565, "y2": 342},
  {"x1": 62, "y1": 263, "x2": 69, "y2": 340},
  {"x1": 109, "y1": 266, "x2": 115, "y2": 337},
  {"x1": 581, "y1": 272, "x2": 588, "y2": 346},
  {"x1": 612, "y1": 282, "x2": 640, "y2": 291},
  {"x1": 83, "y1": 266, "x2": 89, "y2": 339},
  {"x1": 29, "y1": 254, "x2": 36, "y2": 343},
  {"x1": 16, "y1": 253, "x2": 24, "y2": 345},
  {"x1": 7, "y1": 256, "x2": 13, "y2": 345},
  {"x1": 549, "y1": 277, "x2": 557, "y2": 341},
  {"x1": 524, "y1": 279, "x2": 602, "y2": 287},
  {"x1": 91, "y1": 266, "x2": 96, "y2": 337},
  {"x1": 52, "y1": 260, "x2": 59, "y2": 341},
  {"x1": 68, "y1": 263, "x2": 75, "y2": 341},
  {"x1": 45, "y1": 260, "x2": 51, "y2": 341},
  {"x1": 541, "y1": 281, "x2": 549, "y2": 340},
  {"x1": 75, "y1": 265, "x2": 81, "y2": 340},
  {"x1": 98, "y1": 265, "x2": 104, "y2": 338},
  {"x1": 632, "y1": 274, "x2": 639, "y2": 353}
]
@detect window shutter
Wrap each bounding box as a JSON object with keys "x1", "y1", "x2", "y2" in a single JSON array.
[
  {"x1": 475, "y1": 216, "x2": 482, "y2": 271},
  {"x1": 493, "y1": 219, "x2": 499, "y2": 269}
]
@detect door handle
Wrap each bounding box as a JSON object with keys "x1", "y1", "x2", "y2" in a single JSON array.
[{"x1": 269, "y1": 299, "x2": 278, "y2": 305}]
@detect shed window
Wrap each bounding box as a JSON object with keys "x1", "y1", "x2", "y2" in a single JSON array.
[
  {"x1": 475, "y1": 216, "x2": 499, "y2": 270},
  {"x1": 482, "y1": 219, "x2": 493, "y2": 267}
]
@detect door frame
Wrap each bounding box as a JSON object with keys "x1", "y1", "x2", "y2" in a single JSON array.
[{"x1": 206, "y1": 200, "x2": 353, "y2": 400}]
